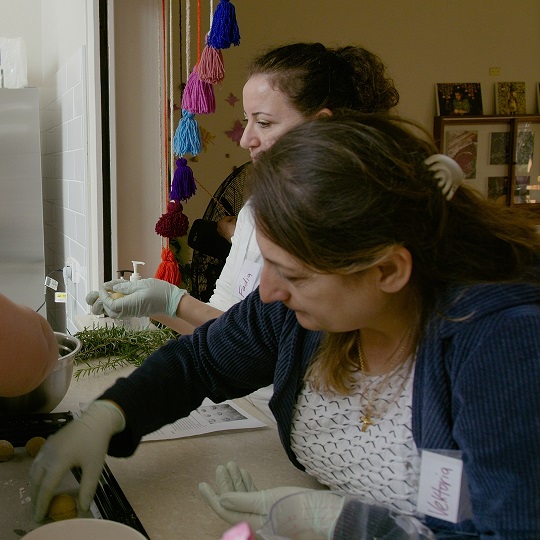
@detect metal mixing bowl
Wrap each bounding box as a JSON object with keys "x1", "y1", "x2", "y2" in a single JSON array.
[{"x1": 0, "y1": 332, "x2": 81, "y2": 415}]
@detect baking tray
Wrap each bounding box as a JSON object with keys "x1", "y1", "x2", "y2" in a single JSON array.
[{"x1": 0, "y1": 412, "x2": 149, "y2": 539}]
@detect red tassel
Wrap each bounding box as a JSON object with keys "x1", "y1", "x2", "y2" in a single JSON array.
[
  {"x1": 155, "y1": 247, "x2": 181, "y2": 287},
  {"x1": 198, "y1": 42, "x2": 225, "y2": 84},
  {"x1": 181, "y1": 67, "x2": 216, "y2": 114},
  {"x1": 155, "y1": 200, "x2": 190, "y2": 238}
]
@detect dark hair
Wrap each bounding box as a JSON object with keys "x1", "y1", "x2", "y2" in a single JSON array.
[
  {"x1": 249, "y1": 112, "x2": 540, "y2": 392},
  {"x1": 251, "y1": 112, "x2": 539, "y2": 288},
  {"x1": 246, "y1": 43, "x2": 399, "y2": 116}
]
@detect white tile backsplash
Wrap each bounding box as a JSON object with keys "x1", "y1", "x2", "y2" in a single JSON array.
[{"x1": 41, "y1": 47, "x2": 88, "y2": 334}]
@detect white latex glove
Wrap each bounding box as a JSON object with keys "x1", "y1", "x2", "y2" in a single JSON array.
[
  {"x1": 199, "y1": 462, "x2": 329, "y2": 532},
  {"x1": 30, "y1": 400, "x2": 126, "y2": 522},
  {"x1": 98, "y1": 278, "x2": 187, "y2": 319},
  {"x1": 85, "y1": 290, "x2": 105, "y2": 316}
]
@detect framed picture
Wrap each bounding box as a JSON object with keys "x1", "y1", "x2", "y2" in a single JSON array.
[
  {"x1": 433, "y1": 114, "x2": 540, "y2": 210},
  {"x1": 436, "y1": 83, "x2": 483, "y2": 116},
  {"x1": 495, "y1": 81, "x2": 526, "y2": 115}
]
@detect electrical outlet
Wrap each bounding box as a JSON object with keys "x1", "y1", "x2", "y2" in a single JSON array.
[
  {"x1": 489, "y1": 67, "x2": 501, "y2": 76},
  {"x1": 66, "y1": 258, "x2": 80, "y2": 284}
]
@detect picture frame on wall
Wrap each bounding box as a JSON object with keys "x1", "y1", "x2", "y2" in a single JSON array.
[
  {"x1": 433, "y1": 115, "x2": 540, "y2": 208},
  {"x1": 495, "y1": 81, "x2": 526, "y2": 115},
  {"x1": 436, "y1": 83, "x2": 483, "y2": 116}
]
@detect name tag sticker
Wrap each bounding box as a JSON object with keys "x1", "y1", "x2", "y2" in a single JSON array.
[
  {"x1": 234, "y1": 260, "x2": 261, "y2": 300},
  {"x1": 417, "y1": 449, "x2": 471, "y2": 523}
]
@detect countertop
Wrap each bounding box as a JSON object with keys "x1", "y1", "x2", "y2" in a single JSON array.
[{"x1": 52, "y1": 363, "x2": 322, "y2": 539}]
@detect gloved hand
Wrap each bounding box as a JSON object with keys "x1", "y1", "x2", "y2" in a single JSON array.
[
  {"x1": 30, "y1": 400, "x2": 126, "y2": 522},
  {"x1": 86, "y1": 290, "x2": 106, "y2": 316},
  {"x1": 98, "y1": 278, "x2": 187, "y2": 319},
  {"x1": 199, "y1": 461, "x2": 340, "y2": 534}
]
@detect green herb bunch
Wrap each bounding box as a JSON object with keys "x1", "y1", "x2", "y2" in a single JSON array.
[{"x1": 74, "y1": 324, "x2": 178, "y2": 378}]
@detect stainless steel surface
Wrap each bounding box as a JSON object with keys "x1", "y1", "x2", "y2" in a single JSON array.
[
  {"x1": 0, "y1": 88, "x2": 45, "y2": 310},
  {"x1": 0, "y1": 333, "x2": 81, "y2": 415}
]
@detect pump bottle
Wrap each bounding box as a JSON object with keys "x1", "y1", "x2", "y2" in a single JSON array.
[{"x1": 127, "y1": 261, "x2": 150, "y2": 330}]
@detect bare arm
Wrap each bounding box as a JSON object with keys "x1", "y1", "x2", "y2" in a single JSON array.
[
  {"x1": 152, "y1": 295, "x2": 224, "y2": 335},
  {"x1": 0, "y1": 294, "x2": 58, "y2": 397}
]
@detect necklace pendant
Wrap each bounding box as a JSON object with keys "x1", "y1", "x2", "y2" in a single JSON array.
[{"x1": 361, "y1": 415, "x2": 373, "y2": 432}]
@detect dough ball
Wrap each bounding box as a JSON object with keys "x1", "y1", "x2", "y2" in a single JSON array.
[
  {"x1": 108, "y1": 291, "x2": 125, "y2": 300},
  {"x1": 48, "y1": 493, "x2": 78, "y2": 521},
  {"x1": 0, "y1": 439, "x2": 14, "y2": 462},
  {"x1": 25, "y1": 436, "x2": 47, "y2": 458}
]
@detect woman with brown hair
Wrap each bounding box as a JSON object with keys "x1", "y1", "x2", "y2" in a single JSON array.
[{"x1": 33, "y1": 114, "x2": 540, "y2": 537}]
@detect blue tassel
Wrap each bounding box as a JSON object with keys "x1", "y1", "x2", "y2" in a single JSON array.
[
  {"x1": 207, "y1": 0, "x2": 240, "y2": 49},
  {"x1": 173, "y1": 110, "x2": 202, "y2": 156},
  {"x1": 170, "y1": 158, "x2": 197, "y2": 201}
]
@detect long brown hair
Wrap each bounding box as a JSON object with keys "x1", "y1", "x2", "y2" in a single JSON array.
[{"x1": 249, "y1": 113, "x2": 540, "y2": 393}]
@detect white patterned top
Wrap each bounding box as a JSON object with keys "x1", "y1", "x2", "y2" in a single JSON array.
[{"x1": 290, "y1": 359, "x2": 420, "y2": 514}]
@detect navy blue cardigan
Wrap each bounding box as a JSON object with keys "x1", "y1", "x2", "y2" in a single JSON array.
[{"x1": 101, "y1": 282, "x2": 540, "y2": 538}]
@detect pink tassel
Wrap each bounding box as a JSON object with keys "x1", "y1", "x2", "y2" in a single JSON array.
[
  {"x1": 198, "y1": 43, "x2": 225, "y2": 84},
  {"x1": 181, "y1": 67, "x2": 216, "y2": 114}
]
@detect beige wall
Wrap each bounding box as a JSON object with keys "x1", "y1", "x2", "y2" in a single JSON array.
[{"x1": 165, "y1": 0, "x2": 540, "y2": 265}]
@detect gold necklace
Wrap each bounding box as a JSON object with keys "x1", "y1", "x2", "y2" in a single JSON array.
[{"x1": 357, "y1": 331, "x2": 411, "y2": 432}]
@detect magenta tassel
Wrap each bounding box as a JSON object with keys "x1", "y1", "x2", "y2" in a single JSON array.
[
  {"x1": 198, "y1": 44, "x2": 225, "y2": 84},
  {"x1": 207, "y1": 0, "x2": 240, "y2": 49},
  {"x1": 181, "y1": 68, "x2": 216, "y2": 114},
  {"x1": 170, "y1": 158, "x2": 197, "y2": 202}
]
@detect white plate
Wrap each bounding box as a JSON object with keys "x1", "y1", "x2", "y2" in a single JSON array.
[{"x1": 23, "y1": 518, "x2": 147, "y2": 540}]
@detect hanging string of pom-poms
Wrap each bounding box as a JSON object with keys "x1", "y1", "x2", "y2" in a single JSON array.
[
  {"x1": 171, "y1": 0, "x2": 240, "y2": 204},
  {"x1": 155, "y1": 0, "x2": 184, "y2": 285}
]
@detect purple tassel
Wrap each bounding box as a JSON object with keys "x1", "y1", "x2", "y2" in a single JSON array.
[
  {"x1": 173, "y1": 110, "x2": 202, "y2": 156},
  {"x1": 181, "y1": 68, "x2": 216, "y2": 114},
  {"x1": 170, "y1": 158, "x2": 197, "y2": 201},
  {"x1": 207, "y1": 0, "x2": 240, "y2": 49}
]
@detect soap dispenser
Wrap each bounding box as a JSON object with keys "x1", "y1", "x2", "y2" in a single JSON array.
[{"x1": 128, "y1": 260, "x2": 150, "y2": 330}]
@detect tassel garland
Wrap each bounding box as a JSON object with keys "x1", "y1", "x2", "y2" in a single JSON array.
[
  {"x1": 207, "y1": 0, "x2": 240, "y2": 49},
  {"x1": 155, "y1": 247, "x2": 181, "y2": 287},
  {"x1": 181, "y1": 68, "x2": 216, "y2": 114},
  {"x1": 173, "y1": 110, "x2": 202, "y2": 156}
]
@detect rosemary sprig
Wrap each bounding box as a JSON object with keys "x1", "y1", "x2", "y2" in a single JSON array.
[{"x1": 73, "y1": 324, "x2": 178, "y2": 378}]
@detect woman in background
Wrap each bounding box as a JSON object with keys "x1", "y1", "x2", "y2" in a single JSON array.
[
  {"x1": 92, "y1": 42, "x2": 399, "y2": 416},
  {"x1": 95, "y1": 42, "x2": 399, "y2": 331}
]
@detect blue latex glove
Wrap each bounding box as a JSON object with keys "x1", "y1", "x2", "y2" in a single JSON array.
[
  {"x1": 99, "y1": 278, "x2": 187, "y2": 319},
  {"x1": 30, "y1": 400, "x2": 126, "y2": 522},
  {"x1": 199, "y1": 462, "x2": 340, "y2": 534}
]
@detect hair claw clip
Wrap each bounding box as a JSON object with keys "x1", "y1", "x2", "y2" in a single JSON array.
[{"x1": 424, "y1": 154, "x2": 464, "y2": 201}]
